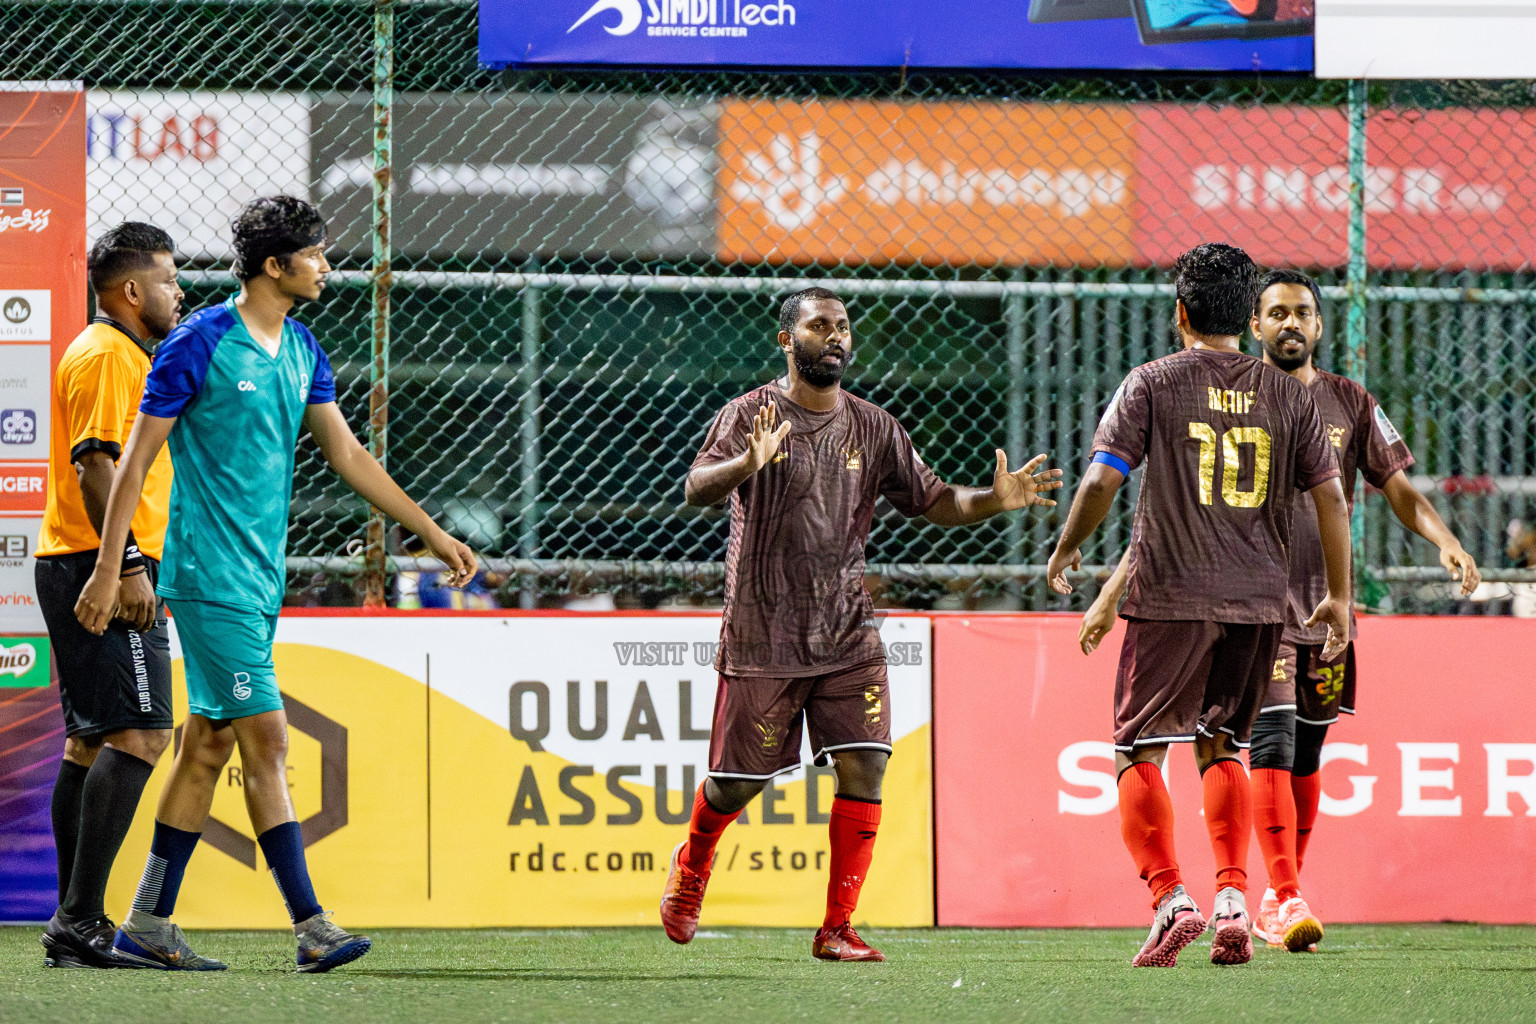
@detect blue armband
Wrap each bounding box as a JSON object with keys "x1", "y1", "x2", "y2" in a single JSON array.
[{"x1": 1091, "y1": 451, "x2": 1131, "y2": 476}]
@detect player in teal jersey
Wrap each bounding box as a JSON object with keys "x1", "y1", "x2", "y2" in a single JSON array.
[{"x1": 75, "y1": 196, "x2": 477, "y2": 972}]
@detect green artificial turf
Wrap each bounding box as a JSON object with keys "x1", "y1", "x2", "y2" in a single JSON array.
[{"x1": 2, "y1": 924, "x2": 1533, "y2": 1024}]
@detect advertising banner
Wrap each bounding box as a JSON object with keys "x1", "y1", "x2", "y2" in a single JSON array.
[
  {"x1": 0, "y1": 86, "x2": 85, "y2": 920},
  {"x1": 1317, "y1": 0, "x2": 1536, "y2": 80},
  {"x1": 481, "y1": 0, "x2": 1314, "y2": 73},
  {"x1": 87, "y1": 91, "x2": 309, "y2": 259},
  {"x1": 934, "y1": 615, "x2": 1536, "y2": 927},
  {"x1": 107, "y1": 613, "x2": 934, "y2": 928},
  {"x1": 1133, "y1": 105, "x2": 1536, "y2": 271},
  {"x1": 716, "y1": 99, "x2": 1536, "y2": 271},
  {"x1": 313, "y1": 94, "x2": 714, "y2": 260},
  {"x1": 717, "y1": 100, "x2": 1138, "y2": 268}
]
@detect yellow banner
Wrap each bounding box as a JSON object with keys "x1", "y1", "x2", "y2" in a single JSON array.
[{"x1": 108, "y1": 615, "x2": 934, "y2": 928}]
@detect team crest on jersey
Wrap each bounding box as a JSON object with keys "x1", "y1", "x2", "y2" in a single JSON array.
[
  {"x1": 1326, "y1": 424, "x2": 1346, "y2": 449},
  {"x1": 772, "y1": 445, "x2": 789, "y2": 464},
  {"x1": 756, "y1": 722, "x2": 780, "y2": 750},
  {"x1": 843, "y1": 447, "x2": 862, "y2": 471}
]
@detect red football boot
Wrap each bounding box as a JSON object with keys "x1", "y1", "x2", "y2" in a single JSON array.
[
  {"x1": 659, "y1": 842, "x2": 708, "y2": 944},
  {"x1": 812, "y1": 921, "x2": 886, "y2": 962}
]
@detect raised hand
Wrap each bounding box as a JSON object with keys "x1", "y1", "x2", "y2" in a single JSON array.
[
  {"x1": 744, "y1": 401, "x2": 792, "y2": 473},
  {"x1": 993, "y1": 451, "x2": 1063, "y2": 511}
]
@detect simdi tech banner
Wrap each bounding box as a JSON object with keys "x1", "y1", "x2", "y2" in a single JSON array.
[
  {"x1": 106, "y1": 613, "x2": 934, "y2": 928},
  {"x1": 480, "y1": 0, "x2": 1314, "y2": 73},
  {"x1": 934, "y1": 615, "x2": 1536, "y2": 927}
]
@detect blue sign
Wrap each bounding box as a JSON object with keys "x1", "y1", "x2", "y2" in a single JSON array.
[{"x1": 480, "y1": 0, "x2": 1313, "y2": 73}]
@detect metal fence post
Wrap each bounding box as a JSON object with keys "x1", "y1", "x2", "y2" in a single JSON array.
[
  {"x1": 519, "y1": 280, "x2": 543, "y2": 609},
  {"x1": 1005, "y1": 271, "x2": 1027, "y2": 573},
  {"x1": 363, "y1": 0, "x2": 394, "y2": 608},
  {"x1": 1346, "y1": 79, "x2": 1369, "y2": 593}
]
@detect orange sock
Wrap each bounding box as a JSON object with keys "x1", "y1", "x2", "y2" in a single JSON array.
[
  {"x1": 681, "y1": 785, "x2": 739, "y2": 876},
  {"x1": 1118, "y1": 762, "x2": 1182, "y2": 905},
  {"x1": 1251, "y1": 767, "x2": 1301, "y2": 900},
  {"x1": 824, "y1": 797, "x2": 881, "y2": 929},
  {"x1": 1291, "y1": 772, "x2": 1323, "y2": 873},
  {"x1": 1202, "y1": 759, "x2": 1251, "y2": 895}
]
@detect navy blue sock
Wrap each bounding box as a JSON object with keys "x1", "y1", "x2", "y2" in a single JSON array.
[
  {"x1": 257, "y1": 822, "x2": 322, "y2": 924},
  {"x1": 130, "y1": 821, "x2": 201, "y2": 918}
]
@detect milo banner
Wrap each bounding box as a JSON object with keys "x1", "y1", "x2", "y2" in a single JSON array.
[{"x1": 107, "y1": 613, "x2": 934, "y2": 928}]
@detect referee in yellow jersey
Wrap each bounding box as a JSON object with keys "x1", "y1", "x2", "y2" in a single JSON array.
[{"x1": 34, "y1": 223, "x2": 181, "y2": 968}]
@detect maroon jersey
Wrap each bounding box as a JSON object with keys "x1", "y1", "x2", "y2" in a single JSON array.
[
  {"x1": 694, "y1": 383, "x2": 947, "y2": 677},
  {"x1": 1285, "y1": 370, "x2": 1414, "y2": 644},
  {"x1": 1092, "y1": 348, "x2": 1340, "y2": 624}
]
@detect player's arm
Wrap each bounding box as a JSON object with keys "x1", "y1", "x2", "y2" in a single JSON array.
[
  {"x1": 1080, "y1": 546, "x2": 1132, "y2": 655},
  {"x1": 1379, "y1": 470, "x2": 1480, "y2": 596},
  {"x1": 922, "y1": 451, "x2": 1062, "y2": 526},
  {"x1": 75, "y1": 413, "x2": 177, "y2": 636},
  {"x1": 1047, "y1": 460, "x2": 1125, "y2": 595},
  {"x1": 303, "y1": 401, "x2": 478, "y2": 588},
  {"x1": 684, "y1": 401, "x2": 789, "y2": 507},
  {"x1": 72, "y1": 450, "x2": 157, "y2": 634},
  {"x1": 1302, "y1": 476, "x2": 1352, "y2": 659}
]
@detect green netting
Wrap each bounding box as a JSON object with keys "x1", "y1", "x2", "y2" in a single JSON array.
[{"x1": 8, "y1": 1, "x2": 1534, "y2": 612}]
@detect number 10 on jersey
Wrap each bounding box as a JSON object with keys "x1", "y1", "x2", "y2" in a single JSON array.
[{"x1": 1189, "y1": 423, "x2": 1272, "y2": 508}]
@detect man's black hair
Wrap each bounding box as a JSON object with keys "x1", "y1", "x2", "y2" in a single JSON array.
[
  {"x1": 87, "y1": 222, "x2": 175, "y2": 294},
  {"x1": 1255, "y1": 268, "x2": 1323, "y2": 315},
  {"x1": 777, "y1": 286, "x2": 844, "y2": 337},
  {"x1": 231, "y1": 195, "x2": 327, "y2": 281},
  {"x1": 1173, "y1": 242, "x2": 1260, "y2": 338}
]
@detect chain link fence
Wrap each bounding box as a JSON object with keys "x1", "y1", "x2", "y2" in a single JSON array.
[{"x1": 8, "y1": 1, "x2": 1535, "y2": 611}]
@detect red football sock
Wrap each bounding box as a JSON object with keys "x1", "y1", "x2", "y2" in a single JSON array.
[
  {"x1": 824, "y1": 796, "x2": 882, "y2": 929},
  {"x1": 1250, "y1": 767, "x2": 1301, "y2": 900},
  {"x1": 1117, "y1": 762, "x2": 1182, "y2": 906},
  {"x1": 1292, "y1": 772, "x2": 1323, "y2": 874},
  {"x1": 1202, "y1": 759, "x2": 1251, "y2": 895},
  {"x1": 681, "y1": 785, "x2": 740, "y2": 876}
]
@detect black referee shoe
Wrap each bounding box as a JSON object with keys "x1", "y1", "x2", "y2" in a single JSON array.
[{"x1": 41, "y1": 912, "x2": 134, "y2": 969}]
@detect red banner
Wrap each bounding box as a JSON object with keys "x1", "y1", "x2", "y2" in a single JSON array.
[
  {"x1": 934, "y1": 615, "x2": 1536, "y2": 926},
  {"x1": 1133, "y1": 106, "x2": 1536, "y2": 272}
]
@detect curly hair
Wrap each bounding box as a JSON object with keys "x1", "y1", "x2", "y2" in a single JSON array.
[
  {"x1": 1173, "y1": 242, "x2": 1260, "y2": 337},
  {"x1": 231, "y1": 195, "x2": 327, "y2": 281},
  {"x1": 87, "y1": 221, "x2": 175, "y2": 293}
]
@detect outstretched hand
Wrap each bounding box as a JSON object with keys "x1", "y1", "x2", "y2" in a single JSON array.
[
  {"x1": 745, "y1": 401, "x2": 792, "y2": 473},
  {"x1": 993, "y1": 451, "x2": 1063, "y2": 511}
]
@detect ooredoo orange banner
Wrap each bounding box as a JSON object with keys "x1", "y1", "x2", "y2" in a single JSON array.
[
  {"x1": 717, "y1": 100, "x2": 1138, "y2": 267},
  {"x1": 934, "y1": 615, "x2": 1536, "y2": 926}
]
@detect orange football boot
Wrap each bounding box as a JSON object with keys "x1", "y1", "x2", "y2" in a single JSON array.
[
  {"x1": 812, "y1": 921, "x2": 885, "y2": 962},
  {"x1": 660, "y1": 842, "x2": 708, "y2": 944}
]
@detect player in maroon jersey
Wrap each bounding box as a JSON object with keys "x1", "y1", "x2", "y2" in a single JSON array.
[
  {"x1": 660, "y1": 286, "x2": 1063, "y2": 962},
  {"x1": 1245, "y1": 269, "x2": 1479, "y2": 948},
  {"x1": 1080, "y1": 269, "x2": 1482, "y2": 954},
  {"x1": 1046, "y1": 243, "x2": 1353, "y2": 968}
]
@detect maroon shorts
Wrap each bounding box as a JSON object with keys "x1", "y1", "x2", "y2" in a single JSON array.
[
  {"x1": 1263, "y1": 640, "x2": 1356, "y2": 725},
  {"x1": 1113, "y1": 618, "x2": 1282, "y2": 753},
  {"x1": 707, "y1": 660, "x2": 892, "y2": 780}
]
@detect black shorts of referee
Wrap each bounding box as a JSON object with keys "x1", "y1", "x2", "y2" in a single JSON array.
[{"x1": 34, "y1": 550, "x2": 172, "y2": 738}]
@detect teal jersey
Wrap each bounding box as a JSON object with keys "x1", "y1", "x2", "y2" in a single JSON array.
[{"x1": 140, "y1": 297, "x2": 337, "y2": 613}]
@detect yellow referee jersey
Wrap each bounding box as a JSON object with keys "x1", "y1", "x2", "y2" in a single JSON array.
[{"x1": 35, "y1": 318, "x2": 174, "y2": 560}]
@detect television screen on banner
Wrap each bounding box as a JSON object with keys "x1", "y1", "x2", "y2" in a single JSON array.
[{"x1": 480, "y1": 0, "x2": 1314, "y2": 73}]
